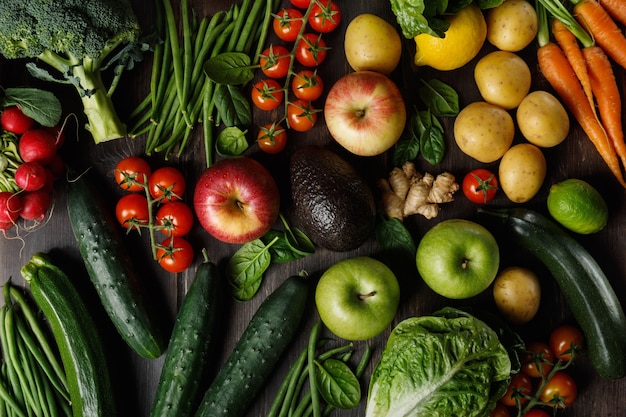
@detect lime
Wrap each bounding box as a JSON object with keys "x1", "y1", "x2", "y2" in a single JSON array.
[{"x1": 547, "y1": 179, "x2": 608, "y2": 234}]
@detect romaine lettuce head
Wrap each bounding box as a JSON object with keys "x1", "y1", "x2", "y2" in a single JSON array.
[{"x1": 365, "y1": 308, "x2": 511, "y2": 417}]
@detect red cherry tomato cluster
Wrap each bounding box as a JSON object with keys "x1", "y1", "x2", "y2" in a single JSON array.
[
  {"x1": 253, "y1": 0, "x2": 341, "y2": 153},
  {"x1": 114, "y1": 156, "x2": 194, "y2": 273},
  {"x1": 0, "y1": 106, "x2": 66, "y2": 231},
  {"x1": 495, "y1": 325, "x2": 584, "y2": 416}
]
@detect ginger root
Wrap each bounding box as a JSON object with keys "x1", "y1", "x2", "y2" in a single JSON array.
[{"x1": 377, "y1": 162, "x2": 459, "y2": 220}]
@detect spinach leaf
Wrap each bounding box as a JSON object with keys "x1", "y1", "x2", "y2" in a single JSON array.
[
  {"x1": 418, "y1": 110, "x2": 446, "y2": 165},
  {"x1": 418, "y1": 79, "x2": 459, "y2": 117},
  {"x1": 203, "y1": 52, "x2": 256, "y2": 85},
  {"x1": 214, "y1": 84, "x2": 252, "y2": 127},
  {"x1": 315, "y1": 358, "x2": 361, "y2": 410},
  {"x1": 2, "y1": 87, "x2": 62, "y2": 127},
  {"x1": 226, "y1": 237, "x2": 278, "y2": 301},
  {"x1": 375, "y1": 217, "x2": 417, "y2": 259},
  {"x1": 216, "y1": 126, "x2": 249, "y2": 156}
]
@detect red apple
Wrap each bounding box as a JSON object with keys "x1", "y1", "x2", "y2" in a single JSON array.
[
  {"x1": 324, "y1": 71, "x2": 406, "y2": 156},
  {"x1": 193, "y1": 157, "x2": 280, "y2": 244}
]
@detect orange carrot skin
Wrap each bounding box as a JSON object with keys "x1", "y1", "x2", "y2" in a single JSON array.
[
  {"x1": 583, "y1": 45, "x2": 626, "y2": 168},
  {"x1": 552, "y1": 19, "x2": 595, "y2": 114},
  {"x1": 538, "y1": 42, "x2": 626, "y2": 187},
  {"x1": 574, "y1": 0, "x2": 626, "y2": 71},
  {"x1": 599, "y1": 0, "x2": 626, "y2": 26}
]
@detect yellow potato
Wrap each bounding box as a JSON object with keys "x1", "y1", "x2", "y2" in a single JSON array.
[
  {"x1": 474, "y1": 51, "x2": 532, "y2": 109},
  {"x1": 517, "y1": 90, "x2": 570, "y2": 147},
  {"x1": 486, "y1": 0, "x2": 538, "y2": 52},
  {"x1": 499, "y1": 143, "x2": 546, "y2": 203},
  {"x1": 344, "y1": 14, "x2": 402, "y2": 75},
  {"x1": 493, "y1": 266, "x2": 541, "y2": 324},
  {"x1": 453, "y1": 101, "x2": 515, "y2": 163}
]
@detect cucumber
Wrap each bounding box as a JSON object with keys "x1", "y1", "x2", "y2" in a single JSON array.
[
  {"x1": 20, "y1": 252, "x2": 116, "y2": 417},
  {"x1": 150, "y1": 254, "x2": 223, "y2": 417},
  {"x1": 193, "y1": 274, "x2": 309, "y2": 417},
  {"x1": 66, "y1": 169, "x2": 165, "y2": 359},
  {"x1": 478, "y1": 207, "x2": 626, "y2": 379}
]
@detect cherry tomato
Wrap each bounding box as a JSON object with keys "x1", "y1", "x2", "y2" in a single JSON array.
[
  {"x1": 539, "y1": 371, "x2": 577, "y2": 408},
  {"x1": 1, "y1": 106, "x2": 35, "y2": 135},
  {"x1": 257, "y1": 123, "x2": 287, "y2": 154},
  {"x1": 499, "y1": 373, "x2": 533, "y2": 407},
  {"x1": 115, "y1": 156, "x2": 152, "y2": 192},
  {"x1": 157, "y1": 236, "x2": 194, "y2": 273},
  {"x1": 523, "y1": 410, "x2": 551, "y2": 417},
  {"x1": 308, "y1": 0, "x2": 341, "y2": 33},
  {"x1": 273, "y1": 8, "x2": 304, "y2": 42},
  {"x1": 289, "y1": 0, "x2": 311, "y2": 8},
  {"x1": 287, "y1": 100, "x2": 318, "y2": 132},
  {"x1": 251, "y1": 79, "x2": 284, "y2": 111},
  {"x1": 115, "y1": 193, "x2": 150, "y2": 230},
  {"x1": 522, "y1": 341, "x2": 555, "y2": 379},
  {"x1": 490, "y1": 403, "x2": 511, "y2": 417},
  {"x1": 462, "y1": 168, "x2": 499, "y2": 204},
  {"x1": 549, "y1": 325, "x2": 584, "y2": 362},
  {"x1": 295, "y1": 33, "x2": 328, "y2": 67},
  {"x1": 260, "y1": 45, "x2": 292, "y2": 79},
  {"x1": 148, "y1": 166, "x2": 186, "y2": 202},
  {"x1": 292, "y1": 69, "x2": 324, "y2": 101},
  {"x1": 155, "y1": 201, "x2": 194, "y2": 237}
]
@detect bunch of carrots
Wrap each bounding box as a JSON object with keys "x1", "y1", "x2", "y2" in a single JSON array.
[{"x1": 535, "y1": 0, "x2": 626, "y2": 188}]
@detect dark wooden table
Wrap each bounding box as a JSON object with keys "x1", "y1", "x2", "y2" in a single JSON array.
[{"x1": 1, "y1": 1, "x2": 625, "y2": 416}]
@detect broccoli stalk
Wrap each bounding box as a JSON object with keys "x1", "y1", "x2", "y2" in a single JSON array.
[{"x1": 0, "y1": 0, "x2": 143, "y2": 144}]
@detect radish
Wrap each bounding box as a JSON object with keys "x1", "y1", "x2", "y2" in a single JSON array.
[
  {"x1": 20, "y1": 190, "x2": 52, "y2": 221},
  {"x1": 18, "y1": 128, "x2": 57, "y2": 164},
  {"x1": 0, "y1": 191, "x2": 23, "y2": 230},
  {"x1": 15, "y1": 162, "x2": 51, "y2": 191},
  {"x1": 1, "y1": 106, "x2": 35, "y2": 134}
]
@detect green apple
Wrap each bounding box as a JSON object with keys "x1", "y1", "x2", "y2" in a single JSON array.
[
  {"x1": 416, "y1": 219, "x2": 500, "y2": 299},
  {"x1": 315, "y1": 256, "x2": 400, "y2": 341}
]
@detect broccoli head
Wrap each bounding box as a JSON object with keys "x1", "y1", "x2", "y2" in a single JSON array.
[{"x1": 0, "y1": 0, "x2": 143, "y2": 143}]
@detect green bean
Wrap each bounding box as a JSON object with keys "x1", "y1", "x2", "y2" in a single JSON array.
[
  {"x1": 202, "y1": 79, "x2": 216, "y2": 167},
  {"x1": 234, "y1": 0, "x2": 265, "y2": 53},
  {"x1": 226, "y1": 0, "x2": 252, "y2": 51},
  {"x1": 265, "y1": 345, "x2": 309, "y2": 417},
  {"x1": 181, "y1": 0, "x2": 193, "y2": 119},
  {"x1": 16, "y1": 334, "x2": 46, "y2": 417},
  {"x1": 0, "y1": 378, "x2": 26, "y2": 417},
  {"x1": 307, "y1": 322, "x2": 322, "y2": 417}
]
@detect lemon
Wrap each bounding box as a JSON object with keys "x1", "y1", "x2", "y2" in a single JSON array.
[
  {"x1": 547, "y1": 179, "x2": 608, "y2": 234},
  {"x1": 413, "y1": 4, "x2": 487, "y2": 71}
]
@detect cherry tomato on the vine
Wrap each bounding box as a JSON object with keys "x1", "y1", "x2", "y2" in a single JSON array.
[
  {"x1": 155, "y1": 201, "x2": 194, "y2": 237},
  {"x1": 522, "y1": 410, "x2": 551, "y2": 417},
  {"x1": 462, "y1": 168, "x2": 498, "y2": 204},
  {"x1": 273, "y1": 8, "x2": 304, "y2": 42},
  {"x1": 289, "y1": 0, "x2": 311, "y2": 8},
  {"x1": 260, "y1": 45, "x2": 292, "y2": 79},
  {"x1": 539, "y1": 371, "x2": 577, "y2": 408},
  {"x1": 257, "y1": 123, "x2": 287, "y2": 154},
  {"x1": 499, "y1": 373, "x2": 533, "y2": 407},
  {"x1": 251, "y1": 79, "x2": 284, "y2": 111},
  {"x1": 490, "y1": 403, "x2": 511, "y2": 417},
  {"x1": 116, "y1": 193, "x2": 150, "y2": 230},
  {"x1": 148, "y1": 166, "x2": 186, "y2": 202},
  {"x1": 308, "y1": 0, "x2": 341, "y2": 33},
  {"x1": 295, "y1": 33, "x2": 328, "y2": 67},
  {"x1": 157, "y1": 236, "x2": 194, "y2": 273},
  {"x1": 115, "y1": 156, "x2": 152, "y2": 192},
  {"x1": 1, "y1": 106, "x2": 35, "y2": 135},
  {"x1": 292, "y1": 69, "x2": 324, "y2": 101},
  {"x1": 549, "y1": 325, "x2": 584, "y2": 362},
  {"x1": 522, "y1": 341, "x2": 555, "y2": 379},
  {"x1": 287, "y1": 100, "x2": 318, "y2": 132}
]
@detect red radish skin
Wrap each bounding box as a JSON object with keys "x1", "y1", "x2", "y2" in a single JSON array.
[
  {"x1": 0, "y1": 192, "x2": 23, "y2": 230},
  {"x1": 15, "y1": 162, "x2": 52, "y2": 192},
  {"x1": 18, "y1": 128, "x2": 58, "y2": 164},
  {"x1": 20, "y1": 190, "x2": 52, "y2": 221},
  {"x1": 1, "y1": 106, "x2": 35, "y2": 134}
]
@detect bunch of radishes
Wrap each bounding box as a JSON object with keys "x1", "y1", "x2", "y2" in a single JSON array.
[{"x1": 0, "y1": 105, "x2": 65, "y2": 231}]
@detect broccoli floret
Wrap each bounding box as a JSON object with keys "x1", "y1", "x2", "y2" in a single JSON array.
[{"x1": 0, "y1": 0, "x2": 142, "y2": 143}]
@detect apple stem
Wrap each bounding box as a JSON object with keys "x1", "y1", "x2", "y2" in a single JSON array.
[
  {"x1": 461, "y1": 260, "x2": 469, "y2": 269},
  {"x1": 358, "y1": 291, "x2": 376, "y2": 300}
]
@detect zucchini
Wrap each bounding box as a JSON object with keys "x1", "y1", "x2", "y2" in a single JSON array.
[
  {"x1": 150, "y1": 253, "x2": 223, "y2": 417},
  {"x1": 66, "y1": 169, "x2": 165, "y2": 359},
  {"x1": 20, "y1": 252, "x2": 116, "y2": 417},
  {"x1": 193, "y1": 274, "x2": 309, "y2": 417},
  {"x1": 478, "y1": 207, "x2": 626, "y2": 379}
]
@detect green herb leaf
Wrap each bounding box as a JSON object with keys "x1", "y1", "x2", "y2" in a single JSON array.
[
  {"x1": 418, "y1": 79, "x2": 459, "y2": 117},
  {"x1": 226, "y1": 238, "x2": 275, "y2": 301},
  {"x1": 214, "y1": 84, "x2": 252, "y2": 127},
  {"x1": 3, "y1": 87, "x2": 62, "y2": 127},
  {"x1": 375, "y1": 217, "x2": 417, "y2": 258},
  {"x1": 419, "y1": 111, "x2": 446, "y2": 165},
  {"x1": 314, "y1": 358, "x2": 361, "y2": 409},
  {"x1": 204, "y1": 52, "x2": 256, "y2": 85},
  {"x1": 216, "y1": 126, "x2": 249, "y2": 156}
]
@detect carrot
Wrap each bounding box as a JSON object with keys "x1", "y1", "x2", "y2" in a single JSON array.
[
  {"x1": 551, "y1": 19, "x2": 595, "y2": 115},
  {"x1": 583, "y1": 45, "x2": 626, "y2": 168},
  {"x1": 599, "y1": 0, "x2": 626, "y2": 26},
  {"x1": 571, "y1": 0, "x2": 626, "y2": 71}
]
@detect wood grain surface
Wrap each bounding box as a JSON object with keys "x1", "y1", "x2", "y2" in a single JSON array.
[{"x1": 1, "y1": 0, "x2": 625, "y2": 416}]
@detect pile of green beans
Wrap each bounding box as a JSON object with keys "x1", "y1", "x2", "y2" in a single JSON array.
[
  {"x1": 0, "y1": 282, "x2": 71, "y2": 417},
  {"x1": 129, "y1": 0, "x2": 279, "y2": 164}
]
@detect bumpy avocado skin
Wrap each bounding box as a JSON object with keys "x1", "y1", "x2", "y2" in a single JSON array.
[{"x1": 289, "y1": 146, "x2": 376, "y2": 252}]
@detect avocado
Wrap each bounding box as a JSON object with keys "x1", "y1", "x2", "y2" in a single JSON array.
[{"x1": 289, "y1": 146, "x2": 376, "y2": 252}]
